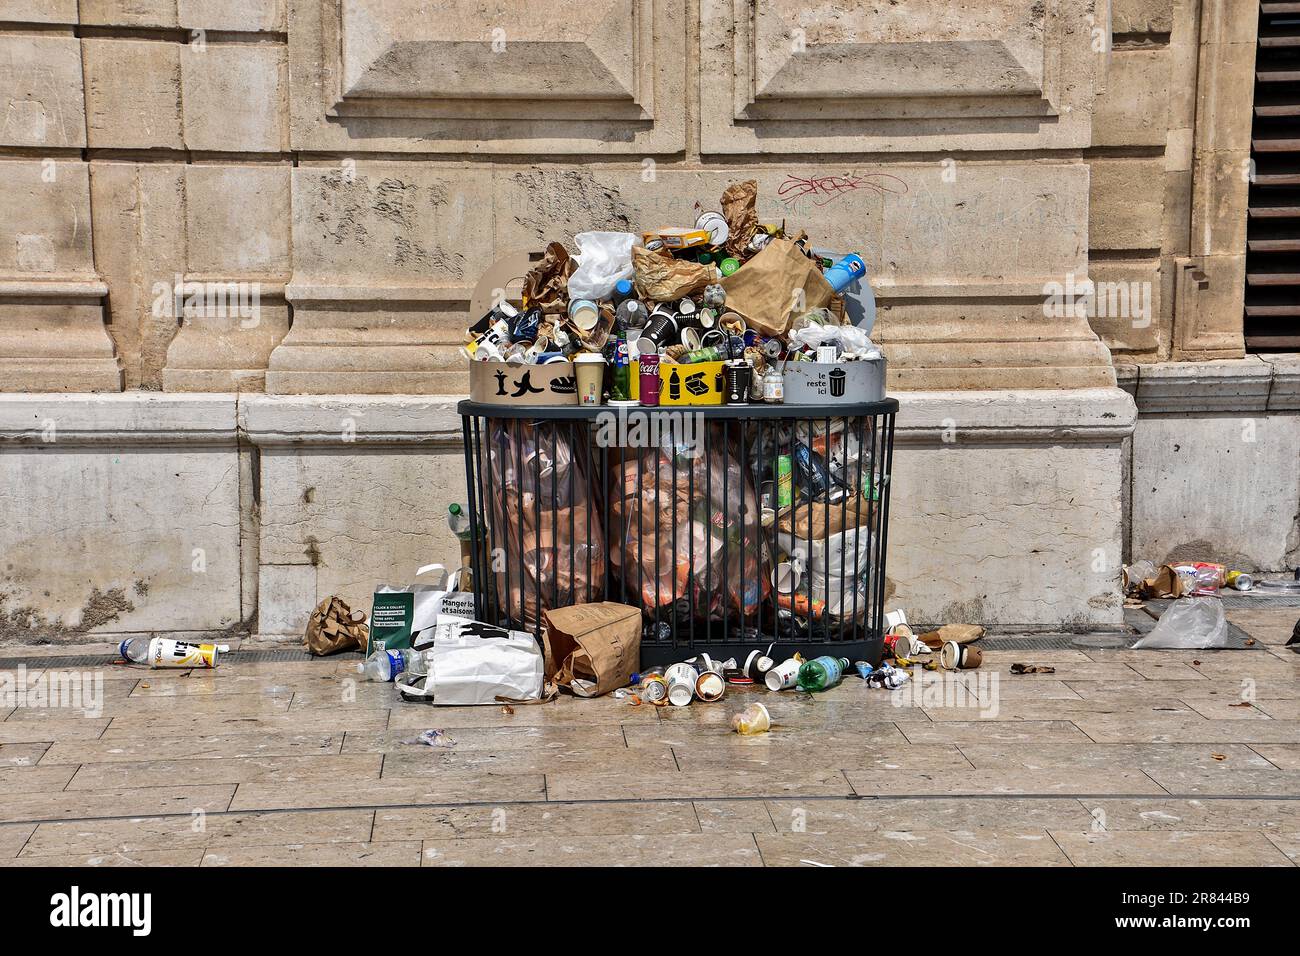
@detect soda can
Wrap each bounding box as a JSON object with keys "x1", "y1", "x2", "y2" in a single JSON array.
[
  {"x1": 641, "y1": 674, "x2": 669, "y2": 703},
  {"x1": 776, "y1": 455, "x2": 793, "y2": 508},
  {"x1": 639, "y1": 352, "x2": 661, "y2": 406},
  {"x1": 1226, "y1": 570, "x2": 1254, "y2": 591}
]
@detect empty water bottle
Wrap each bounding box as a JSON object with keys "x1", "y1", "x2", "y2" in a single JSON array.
[
  {"x1": 119, "y1": 638, "x2": 151, "y2": 664},
  {"x1": 797, "y1": 656, "x2": 850, "y2": 692},
  {"x1": 357, "y1": 648, "x2": 416, "y2": 682}
]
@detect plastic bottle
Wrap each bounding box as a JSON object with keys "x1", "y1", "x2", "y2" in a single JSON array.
[
  {"x1": 357, "y1": 648, "x2": 415, "y2": 682},
  {"x1": 797, "y1": 656, "x2": 850, "y2": 692},
  {"x1": 119, "y1": 637, "x2": 151, "y2": 664},
  {"x1": 447, "y1": 503, "x2": 471, "y2": 541},
  {"x1": 610, "y1": 337, "x2": 633, "y2": 402},
  {"x1": 447, "y1": 503, "x2": 474, "y2": 590}
]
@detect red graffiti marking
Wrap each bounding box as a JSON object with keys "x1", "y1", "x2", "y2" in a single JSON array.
[{"x1": 777, "y1": 172, "x2": 909, "y2": 207}]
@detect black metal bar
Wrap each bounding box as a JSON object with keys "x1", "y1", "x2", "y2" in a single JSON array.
[
  {"x1": 461, "y1": 416, "x2": 484, "y2": 622},
  {"x1": 458, "y1": 401, "x2": 896, "y2": 667}
]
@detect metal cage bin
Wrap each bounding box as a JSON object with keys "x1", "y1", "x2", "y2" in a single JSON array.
[{"x1": 458, "y1": 399, "x2": 897, "y2": 667}]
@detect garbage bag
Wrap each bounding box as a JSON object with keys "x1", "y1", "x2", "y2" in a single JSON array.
[
  {"x1": 1131, "y1": 597, "x2": 1230, "y2": 650},
  {"x1": 567, "y1": 231, "x2": 635, "y2": 301},
  {"x1": 608, "y1": 429, "x2": 767, "y2": 622},
  {"x1": 486, "y1": 420, "x2": 606, "y2": 632}
]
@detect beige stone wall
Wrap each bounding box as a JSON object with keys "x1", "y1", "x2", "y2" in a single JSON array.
[
  {"x1": 5, "y1": 0, "x2": 1259, "y2": 392},
  {"x1": 1087, "y1": 0, "x2": 1256, "y2": 361},
  {"x1": 0, "y1": 2, "x2": 1257, "y2": 391}
]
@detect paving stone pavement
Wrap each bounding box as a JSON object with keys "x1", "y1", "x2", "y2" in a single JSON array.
[{"x1": 1, "y1": 608, "x2": 1297, "y2": 867}]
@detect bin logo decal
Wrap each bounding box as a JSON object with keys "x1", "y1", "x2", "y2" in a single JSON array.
[
  {"x1": 829, "y1": 367, "x2": 846, "y2": 397},
  {"x1": 494, "y1": 369, "x2": 546, "y2": 398},
  {"x1": 684, "y1": 372, "x2": 710, "y2": 396}
]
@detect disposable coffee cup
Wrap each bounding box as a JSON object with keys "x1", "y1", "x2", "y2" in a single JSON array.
[
  {"x1": 574, "y1": 353, "x2": 605, "y2": 406},
  {"x1": 884, "y1": 609, "x2": 909, "y2": 631},
  {"x1": 744, "y1": 649, "x2": 775, "y2": 682},
  {"x1": 940, "y1": 641, "x2": 983, "y2": 670},
  {"x1": 695, "y1": 671, "x2": 726, "y2": 702},
  {"x1": 568, "y1": 298, "x2": 600, "y2": 332},
  {"x1": 772, "y1": 561, "x2": 802, "y2": 593},
  {"x1": 765, "y1": 658, "x2": 801, "y2": 691},
  {"x1": 665, "y1": 662, "x2": 698, "y2": 706}
]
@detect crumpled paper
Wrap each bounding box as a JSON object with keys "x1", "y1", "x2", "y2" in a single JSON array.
[
  {"x1": 633, "y1": 245, "x2": 714, "y2": 301},
  {"x1": 721, "y1": 180, "x2": 759, "y2": 257},
  {"x1": 523, "y1": 241, "x2": 575, "y2": 314}
]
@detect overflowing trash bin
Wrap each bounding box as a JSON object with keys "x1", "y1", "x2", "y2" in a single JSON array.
[{"x1": 451, "y1": 177, "x2": 897, "y2": 666}]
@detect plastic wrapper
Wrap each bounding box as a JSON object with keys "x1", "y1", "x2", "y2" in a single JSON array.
[
  {"x1": 567, "y1": 231, "x2": 636, "y2": 301},
  {"x1": 1131, "y1": 597, "x2": 1231, "y2": 650},
  {"x1": 486, "y1": 420, "x2": 606, "y2": 632},
  {"x1": 609, "y1": 429, "x2": 767, "y2": 622}
]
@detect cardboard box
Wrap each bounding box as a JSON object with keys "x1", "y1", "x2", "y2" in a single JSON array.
[
  {"x1": 658, "y1": 361, "x2": 726, "y2": 406},
  {"x1": 782, "y1": 358, "x2": 885, "y2": 404},
  {"x1": 469, "y1": 360, "x2": 578, "y2": 405}
]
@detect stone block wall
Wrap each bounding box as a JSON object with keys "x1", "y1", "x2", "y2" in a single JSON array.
[
  {"x1": 1, "y1": 0, "x2": 1143, "y2": 394},
  {"x1": 1086, "y1": 0, "x2": 1257, "y2": 361},
  {"x1": 0, "y1": 2, "x2": 1268, "y2": 641}
]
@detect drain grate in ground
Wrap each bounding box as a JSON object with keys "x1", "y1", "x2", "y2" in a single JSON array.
[
  {"x1": 0, "y1": 647, "x2": 361, "y2": 670},
  {"x1": 979, "y1": 635, "x2": 1119, "y2": 651},
  {"x1": 1215, "y1": 592, "x2": 1300, "y2": 606}
]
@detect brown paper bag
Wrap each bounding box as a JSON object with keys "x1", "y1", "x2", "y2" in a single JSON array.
[
  {"x1": 522, "y1": 241, "x2": 575, "y2": 314},
  {"x1": 719, "y1": 238, "x2": 834, "y2": 337},
  {"x1": 632, "y1": 245, "x2": 714, "y2": 300},
  {"x1": 778, "y1": 493, "x2": 874, "y2": 538},
  {"x1": 918, "y1": 623, "x2": 984, "y2": 650},
  {"x1": 542, "y1": 602, "x2": 641, "y2": 697},
  {"x1": 1138, "y1": 565, "x2": 1184, "y2": 599},
  {"x1": 720, "y1": 179, "x2": 758, "y2": 258},
  {"x1": 304, "y1": 596, "x2": 368, "y2": 656}
]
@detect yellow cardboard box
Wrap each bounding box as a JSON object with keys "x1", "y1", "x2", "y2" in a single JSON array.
[{"x1": 654, "y1": 361, "x2": 725, "y2": 406}]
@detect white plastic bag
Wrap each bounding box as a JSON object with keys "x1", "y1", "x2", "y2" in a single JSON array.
[
  {"x1": 567, "y1": 231, "x2": 635, "y2": 301},
  {"x1": 399, "y1": 617, "x2": 545, "y2": 704},
  {"x1": 1131, "y1": 597, "x2": 1230, "y2": 650},
  {"x1": 370, "y1": 564, "x2": 475, "y2": 653}
]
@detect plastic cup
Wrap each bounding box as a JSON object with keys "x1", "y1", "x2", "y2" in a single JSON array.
[{"x1": 731, "y1": 702, "x2": 771, "y2": 736}]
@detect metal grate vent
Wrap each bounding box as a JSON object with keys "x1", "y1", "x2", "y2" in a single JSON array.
[
  {"x1": 1246, "y1": 1, "x2": 1300, "y2": 348},
  {"x1": 0, "y1": 648, "x2": 359, "y2": 670}
]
